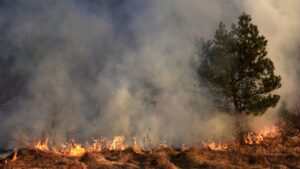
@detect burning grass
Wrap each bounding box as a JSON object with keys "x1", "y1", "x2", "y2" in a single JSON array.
[{"x1": 1, "y1": 124, "x2": 300, "y2": 169}]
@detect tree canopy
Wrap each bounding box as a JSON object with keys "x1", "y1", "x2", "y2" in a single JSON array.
[{"x1": 196, "y1": 13, "x2": 281, "y2": 116}]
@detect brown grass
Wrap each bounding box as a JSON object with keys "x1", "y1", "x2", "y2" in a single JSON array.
[{"x1": 1, "y1": 123, "x2": 300, "y2": 169}]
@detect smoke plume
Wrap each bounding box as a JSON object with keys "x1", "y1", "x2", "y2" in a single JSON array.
[{"x1": 0, "y1": 0, "x2": 299, "y2": 148}]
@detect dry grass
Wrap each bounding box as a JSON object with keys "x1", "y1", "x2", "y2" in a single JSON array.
[{"x1": 1, "y1": 122, "x2": 300, "y2": 169}]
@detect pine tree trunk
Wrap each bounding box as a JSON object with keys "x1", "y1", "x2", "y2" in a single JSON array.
[
  {"x1": 231, "y1": 78, "x2": 249, "y2": 145},
  {"x1": 235, "y1": 113, "x2": 243, "y2": 145},
  {"x1": 232, "y1": 92, "x2": 248, "y2": 145},
  {"x1": 235, "y1": 112, "x2": 249, "y2": 145}
]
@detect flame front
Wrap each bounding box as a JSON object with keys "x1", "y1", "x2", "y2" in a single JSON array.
[
  {"x1": 32, "y1": 135, "x2": 129, "y2": 157},
  {"x1": 31, "y1": 126, "x2": 281, "y2": 156},
  {"x1": 245, "y1": 125, "x2": 281, "y2": 145}
]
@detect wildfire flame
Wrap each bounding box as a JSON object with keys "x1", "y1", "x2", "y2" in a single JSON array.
[
  {"x1": 132, "y1": 137, "x2": 143, "y2": 154},
  {"x1": 31, "y1": 126, "x2": 281, "y2": 156},
  {"x1": 85, "y1": 139, "x2": 102, "y2": 153},
  {"x1": 61, "y1": 142, "x2": 86, "y2": 157},
  {"x1": 258, "y1": 125, "x2": 280, "y2": 138},
  {"x1": 245, "y1": 125, "x2": 281, "y2": 145},
  {"x1": 202, "y1": 139, "x2": 228, "y2": 151},
  {"x1": 202, "y1": 125, "x2": 281, "y2": 150},
  {"x1": 109, "y1": 136, "x2": 127, "y2": 151},
  {"x1": 11, "y1": 150, "x2": 18, "y2": 162},
  {"x1": 32, "y1": 135, "x2": 129, "y2": 157},
  {"x1": 244, "y1": 132, "x2": 263, "y2": 145},
  {"x1": 34, "y1": 138, "x2": 49, "y2": 151}
]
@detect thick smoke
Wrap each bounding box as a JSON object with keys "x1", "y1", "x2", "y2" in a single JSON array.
[{"x1": 0, "y1": 0, "x2": 299, "y2": 148}]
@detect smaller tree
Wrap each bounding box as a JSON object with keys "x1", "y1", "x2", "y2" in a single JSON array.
[{"x1": 196, "y1": 13, "x2": 281, "y2": 144}]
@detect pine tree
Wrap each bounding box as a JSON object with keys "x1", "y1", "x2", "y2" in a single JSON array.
[{"x1": 196, "y1": 13, "x2": 281, "y2": 144}]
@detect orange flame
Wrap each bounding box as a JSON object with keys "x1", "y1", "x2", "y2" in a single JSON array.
[
  {"x1": 258, "y1": 125, "x2": 280, "y2": 138},
  {"x1": 61, "y1": 143, "x2": 86, "y2": 157},
  {"x1": 86, "y1": 139, "x2": 102, "y2": 153},
  {"x1": 11, "y1": 150, "x2": 18, "y2": 162},
  {"x1": 32, "y1": 136, "x2": 130, "y2": 157},
  {"x1": 245, "y1": 125, "x2": 281, "y2": 145},
  {"x1": 132, "y1": 137, "x2": 143, "y2": 153},
  {"x1": 31, "y1": 127, "x2": 281, "y2": 156},
  {"x1": 34, "y1": 138, "x2": 49, "y2": 151},
  {"x1": 109, "y1": 136, "x2": 127, "y2": 151},
  {"x1": 202, "y1": 139, "x2": 228, "y2": 151}
]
